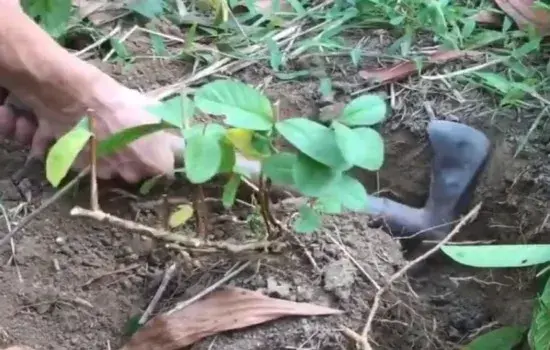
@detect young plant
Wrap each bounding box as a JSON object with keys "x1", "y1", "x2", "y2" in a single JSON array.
[{"x1": 45, "y1": 79, "x2": 387, "y2": 236}]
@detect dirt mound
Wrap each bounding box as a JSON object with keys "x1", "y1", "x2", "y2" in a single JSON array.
[{"x1": 187, "y1": 203, "x2": 442, "y2": 350}]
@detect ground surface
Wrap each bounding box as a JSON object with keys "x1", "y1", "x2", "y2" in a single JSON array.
[{"x1": 0, "y1": 20, "x2": 549, "y2": 350}]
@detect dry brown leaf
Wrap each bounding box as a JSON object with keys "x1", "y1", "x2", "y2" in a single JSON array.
[
  {"x1": 121, "y1": 287, "x2": 342, "y2": 350},
  {"x1": 358, "y1": 50, "x2": 482, "y2": 85},
  {"x1": 473, "y1": 9, "x2": 504, "y2": 27},
  {"x1": 493, "y1": 0, "x2": 550, "y2": 35}
]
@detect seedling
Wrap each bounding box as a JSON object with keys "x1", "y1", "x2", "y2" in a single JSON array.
[{"x1": 45, "y1": 79, "x2": 387, "y2": 235}]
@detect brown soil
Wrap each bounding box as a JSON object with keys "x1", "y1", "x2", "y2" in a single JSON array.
[{"x1": 0, "y1": 26, "x2": 548, "y2": 350}]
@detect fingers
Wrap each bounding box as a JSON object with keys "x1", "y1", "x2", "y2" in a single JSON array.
[
  {"x1": 28, "y1": 124, "x2": 54, "y2": 160},
  {"x1": 0, "y1": 105, "x2": 16, "y2": 138},
  {"x1": 14, "y1": 116, "x2": 37, "y2": 144},
  {"x1": 0, "y1": 87, "x2": 9, "y2": 103}
]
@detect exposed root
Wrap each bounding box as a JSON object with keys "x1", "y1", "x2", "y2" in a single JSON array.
[{"x1": 70, "y1": 206, "x2": 288, "y2": 253}]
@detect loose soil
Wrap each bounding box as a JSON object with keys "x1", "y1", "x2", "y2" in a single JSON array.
[{"x1": 0, "y1": 26, "x2": 549, "y2": 350}]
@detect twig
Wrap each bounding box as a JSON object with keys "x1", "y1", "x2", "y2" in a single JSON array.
[
  {"x1": 360, "y1": 202, "x2": 482, "y2": 349},
  {"x1": 88, "y1": 113, "x2": 100, "y2": 212},
  {"x1": 70, "y1": 206, "x2": 287, "y2": 253},
  {"x1": 139, "y1": 263, "x2": 177, "y2": 325},
  {"x1": 0, "y1": 204, "x2": 22, "y2": 282},
  {"x1": 166, "y1": 261, "x2": 251, "y2": 316},
  {"x1": 0, "y1": 168, "x2": 90, "y2": 247},
  {"x1": 81, "y1": 263, "x2": 141, "y2": 288},
  {"x1": 326, "y1": 227, "x2": 381, "y2": 290}
]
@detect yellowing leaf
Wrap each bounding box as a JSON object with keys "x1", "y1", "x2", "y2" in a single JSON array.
[
  {"x1": 225, "y1": 128, "x2": 264, "y2": 160},
  {"x1": 46, "y1": 127, "x2": 92, "y2": 187},
  {"x1": 169, "y1": 205, "x2": 194, "y2": 228}
]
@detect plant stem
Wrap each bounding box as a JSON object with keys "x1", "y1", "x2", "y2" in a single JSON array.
[
  {"x1": 88, "y1": 112, "x2": 100, "y2": 212},
  {"x1": 194, "y1": 185, "x2": 207, "y2": 238}
]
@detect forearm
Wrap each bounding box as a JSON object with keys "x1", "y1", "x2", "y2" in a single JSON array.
[{"x1": 0, "y1": 3, "x2": 116, "y2": 114}]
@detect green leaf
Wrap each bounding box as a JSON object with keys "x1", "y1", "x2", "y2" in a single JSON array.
[
  {"x1": 315, "y1": 196, "x2": 342, "y2": 214},
  {"x1": 149, "y1": 31, "x2": 167, "y2": 56},
  {"x1": 147, "y1": 95, "x2": 195, "y2": 128},
  {"x1": 194, "y1": 80, "x2": 274, "y2": 131},
  {"x1": 333, "y1": 121, "x2": 366, "y2": 165},
  {"x1": 294, "y1": 204, "x2": 322, "y2": 234},
  {"x1": 262, "y1": 152, "x2": 297, "y2": 186},
  {"x1": 46, "y1": 127, "x2": 92, "y2": 187},
  {"x1": 330, "y1": 175, "x2": 368, "y2": 211},
  {"x1": 97, "y1": 122, "x2": 176, "y2": 158},
  {"x1": 222, "y1": 174, "x2": 241, "y2": 209},
  {"x1": 184, "y1": 134, "x2": 222, "y2": 184},
  {"x1": 463, "y1": 326, "x2": 526, "y2": 350},
  {"x1": 352, "y1": 127, "x2": 385, "y2": 171},
  {"x1": 440, "y1": 244, "x2": 550, "y2": 268},
  {"x1": 168, "y1": 204, "x2": 194, "y2": 228},
  {"x1": 529, "y1": 277, "x2": 550, "y2": 350},
  {"x1": 123, "y1": 314, "x2": 143, "y2": 337},
  {"x1": 266, "y1": 37, "x2": 283, "y2": 71},
  {"x1": 292, "y1": 153, "x2": 341, "y2": 197},
  {"x1": 275, "y1": 118, "x2": 349, "y2": 169},
  {"x1": 22, "y1": 0, "x2": 72, "y2": 38},
  {"x1": 126, "y1": 0, "x2": 164, "y2": 18},
  {"x1": 218, "y1": 140, "x2": 237, "y2": 174},
  {"x1": 110, "y1": 39, "x2": 131, "y2": 60},
  {"x1": 473, "y1": 72, "x2": 514, "y2": 94},
  {"x1": 339, "y1": 95, "x2": 387, "y2": 126},
  {"x1": 183, "y1": 123, "x2": 226, "y2": 140},
  {"x1": 319, "y1": 77, "x2": 333, "y2": 99},
  {"x1": 139, "y1": 174, "x2": 163, "y2": 195}
]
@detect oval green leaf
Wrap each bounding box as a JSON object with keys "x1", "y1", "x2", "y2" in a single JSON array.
[
  {"x1": 339, "y1": 95, "x2": 387, "y2": 126},
  {"x1": 194, "y1": 80, "x2": 274, "y2": 131},
  {"x1": 329, "y1": 175, "x2": 369, "y2": 211},
  {"x1": 97, "y1": 122, "x2": 176, "y2": 158},
  {"x1": 146, "y1": 95, "x2": 195, "y2": 128},
  {"x1": 292, "y1": 153, "x2": 341, "y2": 197},
  {"x1": 184, "y1": 134, "x2": 222, "y2": 184},
  {"x1": 440, "y1": 244, "x2": 550, "y2": 268},
  {"x1": 294, "y1": 204, "x2": 322, "y2": 234},
  {"x1": 222, "y1": 174, "x2": 241, "y2": 209},
  {"x1": 463, "y1": 326, "x2": 526, "y2": 350},
  {"x1": 353, "y1": 127, "x2": 385, "y2": 171},
  {"x1": 315, "y1": 196, "x2": 342, "y2": 214},
  {"x1": 262, "y1": 152, "x2": 297, "y2": 186},
  {"x1": 275, "y1": 118, "x2": 349, "y2": 169},
  {"x1": 333, "y1": 121, "x2": 366, "y2": 165},
  {"x1": 46, "y1": 127, "x2": 92, "y2": 187},
  {"x1": 218, "y1": 140, "x2": 237, "y2": 174},
  {"x1": 183, "y1": 123, "x2": 226, "y2": 140}
]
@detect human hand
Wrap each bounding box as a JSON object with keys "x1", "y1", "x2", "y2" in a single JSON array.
[{"x1": 0, "y1": 84, "x2": 183, "y2": 183}]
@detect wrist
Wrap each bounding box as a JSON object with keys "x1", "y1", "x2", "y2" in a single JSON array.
[{"x1": 0, "y1": 6, "x2": 122, "y2": 119}]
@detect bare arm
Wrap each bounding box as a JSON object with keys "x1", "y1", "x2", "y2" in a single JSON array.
[{"x1": 0, "y1": 1, "x2": 118, "y2": 116}]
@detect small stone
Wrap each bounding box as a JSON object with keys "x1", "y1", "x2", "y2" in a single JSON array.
[
  {"x1": 323, "y1": 258, "x2": 357, "y2": 300},
  {"x1": 266, "y1": 276, "x2": 291, "y2": 299},
  {"x1": 55, "y1": 236, "x2": 66, "y2": 245},
  {"x1": 0, "y1": 179, "x2": 21, "y2": 201},
  {"x1": 296, "y1": 285, "x2": 313, "y2": 302}
]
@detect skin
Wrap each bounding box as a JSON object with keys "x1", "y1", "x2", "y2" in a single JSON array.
[{"x1": 0, "y1": 1, "x2": 189, "y2": 183}]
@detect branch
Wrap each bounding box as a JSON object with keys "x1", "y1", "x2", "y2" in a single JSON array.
[{"x1": 70, "y1": 206, "x2": 287, "y2": 253}]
